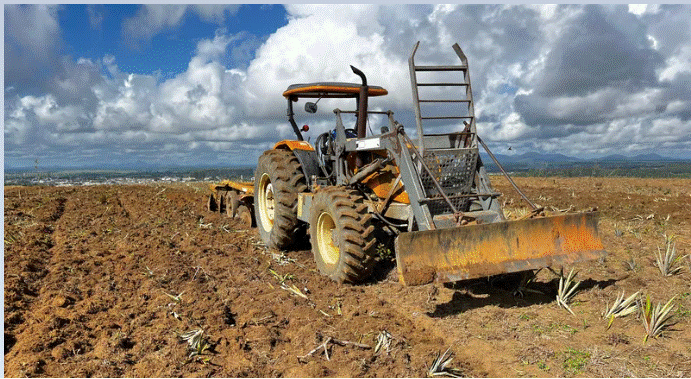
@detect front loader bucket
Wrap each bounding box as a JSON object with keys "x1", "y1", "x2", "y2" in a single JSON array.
[{"x1": 395, "y1": 212, "x2": 606, "y2": 286}]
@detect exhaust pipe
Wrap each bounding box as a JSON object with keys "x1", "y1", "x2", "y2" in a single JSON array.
[{"x1": 351, "y1": 65, "x2": 368, "y2": 168}]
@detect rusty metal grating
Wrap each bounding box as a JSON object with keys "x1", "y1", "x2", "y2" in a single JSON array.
[{"x1": 419, "y1": 148, "x2": 477, "y2": 215}]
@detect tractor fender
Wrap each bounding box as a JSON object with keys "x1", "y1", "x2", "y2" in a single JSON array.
[
  {"x1": 273, "y1": 140, "x2": 314, "y2": 151},
  {"x1": 273, "y1": 140, "x2": 321, "y2": 187}
]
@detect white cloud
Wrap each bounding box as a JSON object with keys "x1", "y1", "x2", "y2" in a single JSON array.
[
  {"x1": 628, "y1": 4, "x2": 660, "y2": 16},
  {"x1": 191, "y1": 5, "x2": 240, "y2": 23},
  {"x1": 243, "y1": 5, "x2": 426, "y2": 117},
  {"x1": 4, "y1": 5, "x2": 63, "y2": 90},
  {"x1": 4, "y1": 5, "x2": 691, "y2": 169},
  {"x1": 196, "y1": 32, "x2": 233, "y2": 60},
  {"x1": 485, "y1": 112, "x2": 532, "y2": 141},
  {"x1": 4, "y1": 5, "x2": 60, "y2": 56},
  {"x1": 122, "y1": 5, "x2": 188, "y2": 47},
  {"x1": 122, "y1": 5, "x2": 240, "y2": 48},
  {"x1": 87, "y1": 5, "x2": 103, "y2": 29},
  {"x1": 658, "y1": 45, "x2": 691, "y2": 82}
]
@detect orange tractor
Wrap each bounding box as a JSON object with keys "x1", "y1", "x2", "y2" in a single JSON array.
[{"x1": 232, "y1": 42, "x2": 606, "y2": 285}]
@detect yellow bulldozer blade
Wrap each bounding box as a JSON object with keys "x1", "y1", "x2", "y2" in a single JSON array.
[{"x1": 395, "y1": 212, "x2": 606, "y2": 286}]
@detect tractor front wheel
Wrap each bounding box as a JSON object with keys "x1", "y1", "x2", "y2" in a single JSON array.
[
  {"x1": 254, "y1": 149, "x2": 307, "y2": 249},
  {"x1": 309, "y1": 187, "x2": 377, "y2": 283}
]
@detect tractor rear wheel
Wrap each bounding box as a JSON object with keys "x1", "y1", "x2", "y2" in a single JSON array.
[
  {"x1": 309, "y1": 186, "x2": 377, "y2": 283},
  {"x1": 254, "y1": 149, "x2": 307, "y2": 249}
]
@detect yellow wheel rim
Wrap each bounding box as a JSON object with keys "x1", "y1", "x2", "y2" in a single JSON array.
[
  {"x1": 316, "y1": 211, "x2": 339, "y2": 265},
  {"x1": 257, "y1": 173, "x2": 275, "y2": 232}
]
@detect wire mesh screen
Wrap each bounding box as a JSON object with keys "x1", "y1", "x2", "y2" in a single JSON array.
[{"x1": 419, "y1": 148, "x2": 478, "y2": 215}]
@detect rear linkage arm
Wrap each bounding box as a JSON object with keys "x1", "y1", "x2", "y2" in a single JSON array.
[{"x1": 476, "y1": 136, "x2": 541, "y2": 213}]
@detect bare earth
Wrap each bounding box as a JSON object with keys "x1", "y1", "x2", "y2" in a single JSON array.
[{"x1": 4, "y1": 177, "x2": 691, "y2": 377}]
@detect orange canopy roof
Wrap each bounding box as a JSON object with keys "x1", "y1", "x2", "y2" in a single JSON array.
[{"x1": 283, "y1": 82, "x2": 388, "y2": 99}]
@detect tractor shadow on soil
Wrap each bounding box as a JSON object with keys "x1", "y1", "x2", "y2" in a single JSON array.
[{"x1": 428, "y1": 274, "x2": 617, "y2": 318}]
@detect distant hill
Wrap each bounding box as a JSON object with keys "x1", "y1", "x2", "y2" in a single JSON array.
[
  {"x1": 593, "y1": 154, "x2": 629, "y2": 162},
  {"x1": 592, "y1": 153, "x2": 680, "y2": 162},
  {"x1": 631, "y1": 153, "x2": 672, "y2": 161},
  {"x1": 480, "y1": 151, "x2": 581, "y2": 166},
  {"x1": 516, "y1": 152, "x2": 581, "y2": 163},
  {"x1": 480, "y1": 151, "x2": 684, "y2": 165}
]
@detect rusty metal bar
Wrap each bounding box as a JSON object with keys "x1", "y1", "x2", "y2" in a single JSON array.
[
  {"x1": 417, "y1": 82, "x2": 468, "y2": 86},
  {"x1": 477, "y1": 136, "x2": 537, "y2": 211},
  {"x1": 337, "y1": 110, "x2": 392, "y2": 115},
  {"x1": 409, "y1": 41, "x2": 425, "y2": 156},
  {"x1": 421, "y1": 116, "x2": 472, "y2": 120},
  {"x1": 415, "y1": 65, "x2": 467, "y2": 71},
  {"x1": 419, "y1": 192, "x2": 501, "y2": 202},
  {"x1": 419, "y1": 100, "x2": 472, "y2": 103}
]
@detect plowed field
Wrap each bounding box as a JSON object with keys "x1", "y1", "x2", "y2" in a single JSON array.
[{"x1": 4, "y1": 177, "x2": 691, "y2": 377}]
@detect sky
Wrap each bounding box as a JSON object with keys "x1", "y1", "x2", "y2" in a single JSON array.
[{"x1": 4, "y1": 4, "x2": 691, "y2": 170}]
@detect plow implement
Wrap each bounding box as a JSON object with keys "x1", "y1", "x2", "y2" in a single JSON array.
[
  {"x1": 395, "y1": 212, "x2": 606, "y2": 286},
  {"x1": 207, "y1": 180, "x2": 255, "y2": 227}
]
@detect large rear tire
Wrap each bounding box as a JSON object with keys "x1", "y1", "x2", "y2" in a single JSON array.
[
  {"x1": 254, "y1": 149, "x2": 307, "y2": 249},
  {"x1": 309, "y1": 187, "x2": 377, "y2": 283}
]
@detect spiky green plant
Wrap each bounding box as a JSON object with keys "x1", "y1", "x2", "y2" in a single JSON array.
[
  {"x1": 603, "y1": 290, "x2": 640, "y2": 329},
  {"x1": 642, "y1": 295, "x2": 676, "y2": 342},
  {"x1": 556, "y1": 268, "x2": 581, "y2": 315},
  {"x1": 656, "y1": 235, "x2": 687, "y2": 276},
  {"x1": 427, "y1": 348, "x2": 464, "y2": 377}
]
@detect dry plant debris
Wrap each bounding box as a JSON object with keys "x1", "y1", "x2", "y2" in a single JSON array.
[{"x1": 297, "y1": 334, "x2": 371, "y2": 362}]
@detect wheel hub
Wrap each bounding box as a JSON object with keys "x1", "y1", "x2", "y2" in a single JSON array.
[
  {"x1": 258, "y1": 173, "x2": 275, "y2": 232},
  {"x1": 316, "y1": 211, "x2": 339, "y2": 265}
]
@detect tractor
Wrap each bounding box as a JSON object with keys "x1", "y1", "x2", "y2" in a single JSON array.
[{"x1": 253, "y1": 42, "x2": 606, "y2": 285}]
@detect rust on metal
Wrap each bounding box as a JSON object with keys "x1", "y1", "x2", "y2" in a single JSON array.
[
  {"x1": 395, "y1": 212, "x2": 607, "y2": 286},
  {"x1": 361, "y1": 164, "x2": 410, "y2": 204}
]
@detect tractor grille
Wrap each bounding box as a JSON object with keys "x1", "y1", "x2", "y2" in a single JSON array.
[{"x1": 419, "y1": 148, "x2": 478, "y2": 215}]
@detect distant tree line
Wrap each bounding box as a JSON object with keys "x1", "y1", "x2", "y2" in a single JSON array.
[{"x1": 509, "y1": 163, "x2": 691, "y2": 178}]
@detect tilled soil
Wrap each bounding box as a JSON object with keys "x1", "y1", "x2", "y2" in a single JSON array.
[{"x1": 4, "y1": 177, "x2": 691, "y2": 377}]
